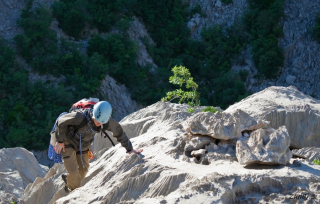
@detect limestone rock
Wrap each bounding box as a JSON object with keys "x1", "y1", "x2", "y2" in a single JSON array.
[
  {"x1": 188, "y1": 0, "x2": 248, "y2": 40},
  {"x1": 236, "y1": 126, "x2": 292, "y2": 165},
  {"x1": 225, "y1": 86, "x2": 320, "y2": 148},
  {"x1": 276, "y1": 0, "x2": 320, "y2": 99},
  {"x1": 286, "y1": 75, "x2": 296, "y2": 84},
  {"x1": 292, "y1": 147, "x2": 320, "y2": 162},
  {"x1": 21, "y1": 163, "x2": 67, "y2": 204},
  {"x1": 127, "y1": 16, "x2": 157, "y2": 69},
  {"x1": 93, "y1": 130, "x2": 118, "y2": 156},
  {"x1": 205, "y1": 140, "x2": 237, "y2": 163},
  {"x1": 185, "y1": 136, "x2": 215, "y2": 152},
  {"x1": 120, "y1": 101, "x2": 207, "y2": 138},
  {"x1": 0, "y1": 148, "x2": 48, "y2": 202},
  {"x1": 100, "y1": 75, "x2": 143, "y2": 121},
  {"x1": 0, "y1": 192, "x2": 18, "y2": 204},
  {"x1": 183, "y1": 109, "x2": 269, "y2": 140},
  {"x1": 191, "y1": 149, "x2": 206, "y2": 157},
  {"x1": 31, "y1": 150, "x2": 54, "y2": 168},
  {"x1": 13, "y1": 100, "x2": 320, "y2": 204}
]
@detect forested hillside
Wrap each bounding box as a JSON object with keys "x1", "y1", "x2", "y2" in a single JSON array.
[{"x1": 2, "y1": 0, "x2": 316, "y2": 151}]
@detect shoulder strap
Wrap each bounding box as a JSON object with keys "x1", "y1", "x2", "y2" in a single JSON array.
[
  {"x1": 75, "y1": 109, "x2": 115, "y2": 146},
  {"x1": 102, "y1": 130, "x2": 115, "y2": 146}
]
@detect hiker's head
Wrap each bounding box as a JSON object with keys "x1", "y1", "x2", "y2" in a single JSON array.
[{"x1": 93, "y1": 101, "x2": 112, "y2": 124}]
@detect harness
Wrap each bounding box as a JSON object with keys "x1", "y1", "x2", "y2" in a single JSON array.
[
  {"x1": 71, "y1": 109, "x2": 115, "y2": 167},
  {"x1": 73, "y1": 110, "x2": 98, "y2": 168}
]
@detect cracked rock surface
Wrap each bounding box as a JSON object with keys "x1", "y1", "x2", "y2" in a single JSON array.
[{"x1": 18, "y1": 87, "x2": 320, "y2": 203}]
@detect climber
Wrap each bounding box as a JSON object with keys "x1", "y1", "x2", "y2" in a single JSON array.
[{"x1": 53, "y1": 101, "x2": 143, "y2": 192}]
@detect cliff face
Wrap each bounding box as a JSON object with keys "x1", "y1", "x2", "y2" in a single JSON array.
[
  {"x1": 100, "y1": 75, "x2": 144, "y2": 122},
  {"x1": 1, "y1": 0, "x2": 320, "y2": 107},
  {"x1": 277, "y1": 0, "x2": 320, "y2": 97},
  {"x1": 0, "y1": 0, "x2": 24, "y2": 39},
  {"x1": 187, "y1": 0, "x2": 320, "y2": 98},
  {"x1": 187, "y1": 0, "x2": 248, "y2": 39},
  {"x1": 246, "y1": 0, "x2": 320, "y2": 97}
]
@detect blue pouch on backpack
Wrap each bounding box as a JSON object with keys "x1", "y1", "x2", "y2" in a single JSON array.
[{"x1": 48, "y1": 112, "x2": 68, "y2": 163}]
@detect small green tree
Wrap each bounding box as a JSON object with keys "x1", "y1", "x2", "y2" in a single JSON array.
[{"x1": 161, "y1": 65, "x2": 200, "y2": 108}]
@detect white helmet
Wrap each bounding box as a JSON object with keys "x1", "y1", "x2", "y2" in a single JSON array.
[{"x1": 93, "y1": 101, "x2": 112, "y2": 124}]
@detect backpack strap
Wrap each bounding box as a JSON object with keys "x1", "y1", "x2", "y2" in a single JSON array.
[{"x1": 101, "y1": 130, "x2": 115, "y2": 146}]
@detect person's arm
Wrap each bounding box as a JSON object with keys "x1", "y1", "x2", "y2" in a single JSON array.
[
  {"x1": 104, "y1": 118, "x2": 143, "y2": 154},
  {"x1": 104, "y1": 118, "x2": 134, "y2": 153}
]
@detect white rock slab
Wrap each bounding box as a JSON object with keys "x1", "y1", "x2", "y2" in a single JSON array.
[{"x1": 236, "y1": 126, "x2": 292, "y2": 165}]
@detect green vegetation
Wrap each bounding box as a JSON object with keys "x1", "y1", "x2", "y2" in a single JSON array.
[
  {"x1": 51, "y1": 0, "x2": 132, "y2": 39},
  {"x1": 314, "y1": 159, "x2": 320, "y2": 165},
  {"x1": 244, "y1": 0, "x2": 284, "y2": 79},
  {"x1": 221, "y1": 0, "x2": 233, "y2": 4},
  {"x1": 50, "y1": 0, "x2": 251, "y2": 108},
  {"x1": 162, "y1": 66, "x2": 219, "y2": 115},
  {"x1": 14, "y1": 2, "x2": 58, "y2": 74},
  {"x1": 162, "y1": 66, "x2": 200, "y2": 107},
  {"x1": 312, "y1": 12, "x2": 320, "y2": 42},
  {"x1": 0, "y1": 0, "x2": 285, "y2": 150},
  {"x1": 202, "y1": 106, "x2": 218, "y2": 114},
  {"x1": 0, "y1": 37, "x2": 72, "y2": 150},
  {"x1": 52, "y1": 0, "x2": 88, "y2": 40},
  {"x1": 1, "y1": 2, "x2": 110, "y2": 150}
]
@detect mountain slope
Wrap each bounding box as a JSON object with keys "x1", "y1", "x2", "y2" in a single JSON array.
[{"x1": 19, "y1": 86, "x2": 320, "y2": 204}]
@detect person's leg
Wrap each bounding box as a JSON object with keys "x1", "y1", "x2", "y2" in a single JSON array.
[
  {"x1": 61, "y1": 142, "x2": 82, "y2": 190},
  {"x1": 76, "y1": 149, "x2": 90, "y2": 182}
]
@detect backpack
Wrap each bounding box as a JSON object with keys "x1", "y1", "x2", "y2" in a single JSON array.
[
  {"x1": 69, "y1": 98, "x2": 99, "y2": 112},
  {"x1": 48, "y1": 98, "x2": 115, "y2": 163}
]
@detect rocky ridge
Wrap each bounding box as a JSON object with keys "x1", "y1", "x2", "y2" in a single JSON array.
[
  {"x1": 0, "y1": 148, "x2": 48, "y2": 204},
  {"x1": 1, "y1": 86, "x2": 316, "y2": 204},
  {"x1": 225, "y1": 86, "x2": 320, "y2": 148}
]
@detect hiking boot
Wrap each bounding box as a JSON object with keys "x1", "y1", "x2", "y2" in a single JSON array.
[
  {"x1": 62, "y1": 174, "x2": 68, "y2": 184},
  {"x1": 64, "y1": 185, "x2": 70, "y2": 193},
  {"x1": 62, "y1": 174, "x2": 70, "y2": 193}
]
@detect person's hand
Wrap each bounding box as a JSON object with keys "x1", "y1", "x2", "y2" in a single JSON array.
[
  {"x1": 128, "y1": 149, "x2": 143, "y2": 154},
  {"x1": 54, "y1": 142, "x2": 65, "y2": 154}
]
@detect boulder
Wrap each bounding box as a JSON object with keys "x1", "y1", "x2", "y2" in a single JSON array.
[
  {"x1": 21, "y1": 163, "x2": 66, "y2": 204},
  {"x1": 225, "y1": 86, "x2": 320, "y2": 148},
  {"x1": 236, "y1": 126, "x2": 292, "y2": 165},
  {"x1": 185, "y1": 136, "x2": 215, "y2": 152},
  {"x1": 0, "y1": 192, "x2": 18, "y2": 204},
  {"x1": 0, "y1": 148, "x2": 48, "y2": 203},
  {"x1": 120, "y1": 101, "x2": 207, "y2": 138},
  {"x1": 292, "y1": 147, "x2": 320, "y2": 162},
  {"x1": 191, "y1": 149, "x2": 206, "y2": 157},
  {"x1": 183, "y1": 109, "x2": 269, "y2": 140}
]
